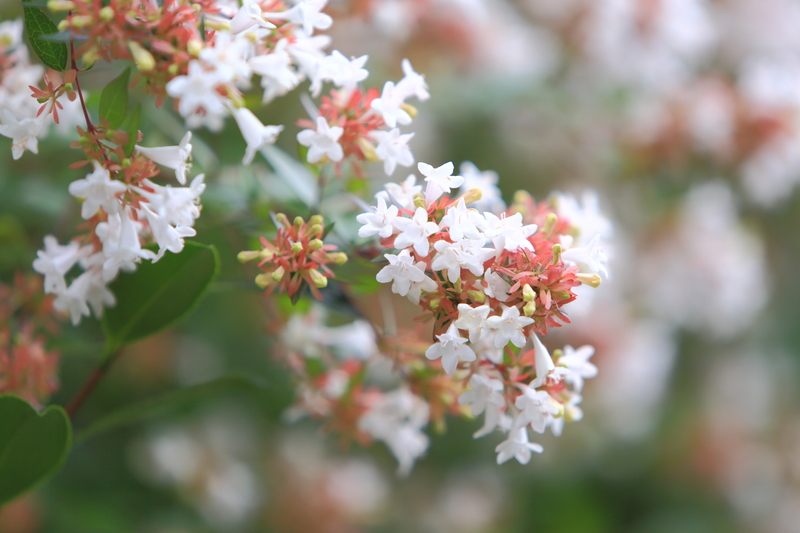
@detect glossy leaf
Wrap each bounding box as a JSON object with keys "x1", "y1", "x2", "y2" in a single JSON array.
[
  {"x1": 102, "y1": 242, "x2": 220, "y2": 351},
  {"x1": 99, "y1": 67, "x2": 131, "y2": 130},
  {"x1": 0, "y1": 395, "x2": 71, "y2": 506},
  {"x1": 121, "y1": 103, "x2": 141, "y2": 156},
  {"x1": 22, "y1": 6, "x2": 68, "y2": 71}
]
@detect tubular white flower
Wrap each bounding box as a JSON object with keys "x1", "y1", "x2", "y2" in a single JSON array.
[
  {"x1": 249, "y1": 39, "x2": 300, "y2": 103},
  {"x1": 375, "y1": 249, "x2": 435, "y2": 300},
  {"x1": 371, "y1": 81, "x2": 412, "y2": 128},
  {"x1": 266, "y1": 0, "x2": 333, "y2": 35},
  {"x1": 392, "y1": 206, "x2": 439, "y2": 256},
  {"x1": 495, "y1": 426, "x2": 543, "y2": 465},
  {"x1": 32, "y1": 236, "x2": 91, "y2": 294},
  {"x1": 530, "y1": 334, "x2": 556, "y2": 388},
  {"x1": 396, "y1": 59, "x2": 430, "y2": 102},
  {"x1": 68, "y1": 161, "x2": 127, "y2": 219},
  {"x1": 419, "y1": 161, "x2": 464, "y2": 204},
  {"x1": 0, "y1": 109, "x2": 46, "y2": 160},
  {"x1": 454, "y1": 303, "x2": 491, "y2": 343},
  {"x1": 357, "y1": 196, "x2": 399, "y2": 239},
  {"x1": 439, "y1": 198, "x2": 486, "y2": 242},
  {"x1": 166, "y1": 61, "x2": 230, "y2": 132},
  {"x1": 371, "y1": 128, "x2": 414, "y2": 176},
  {"x1": 228, "y1": 106, "x2": 283, "y2": 166},
  {"x1": 558, "y1": 345, "x2": 598, "y2": 392},
  {"x1": 376, "y1": 174, "x2": 422, "y2": 209},
  {"x1": 514, "y1": 388, "x2": 560, "y2": 434},
  {"x1": 297, "y1": 116, "x2": 344, "y2": 163},
  {"x1": 425, "y1": 324, "x2": 476, "y2": 374},
  {"x1": 485, "y1": 305, "x2": 534, "y2": 349},
  {"x1": 136, "y1": 131, "x2": 193, "y2": 185},
  {"x1": 96, "y1": 208, "x2": 156, "y2": 281},
  {"x1": 140, "y1": 205, "x2": 196, "y2": 261},
  {"x1": 458, "y1": 373, "x2": 505, "y2": 416},
  {"x1": 431, "y1": 238, "x2": 494, "y2": 284}
]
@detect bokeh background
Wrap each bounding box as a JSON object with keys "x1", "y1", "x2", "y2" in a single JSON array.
[{"x1": 3, "y1": 0, "x2": 800, "y2": 532}]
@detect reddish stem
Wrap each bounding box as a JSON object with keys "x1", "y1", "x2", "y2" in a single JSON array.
[{"x1": 65, "y1": 349, "x2": 123, "y2": 419}]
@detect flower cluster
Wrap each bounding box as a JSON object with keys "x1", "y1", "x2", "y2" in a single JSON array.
[
  {"x1": 238, "y1": 214, "x2": 347, "y2": 300},
  {"x1": 0, "y1": 273, "x2": 63, "y2": 407},
  {"x1": 33, "y1": 131, "x2": 206, "y2": 325}
]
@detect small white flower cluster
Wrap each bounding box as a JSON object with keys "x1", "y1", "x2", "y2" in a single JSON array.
[{"x1": 33, "y1": 134, "x2": 205, "y2": 325}]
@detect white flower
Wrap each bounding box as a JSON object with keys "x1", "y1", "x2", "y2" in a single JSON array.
[
  {"x1": 357, "y1": 196, "x2": 399, "y2": 239},
  {"x1": 140, "y1": 205, "x2": 197, "y2": 261},
  {"x1": 425, "y1": 323, "x2": 476, "y2": 374},
  {"x1": 561, "y1": 233, "x2": 609, "y2": 279},
  {"x1": 370, "y1": 81, "x2": 412, "y2": 128},
  {"x1": 32, "y1": 236, "x2": 90, "y2": 294},
  {"x1": 514, "y1": 387, "x2": 560, "y2": 434},
  {"x1": 439, "y1": 198, "x2": 486, "y2": 242},
  {"x1": 419, "y1": 161, "x2": 463, "y2": 204},
  {"x1": 483, "y1": 268, "x2": 511, "y2": 302},
  {"x1": 137, "y1": 175, "x2": 205, "y2": 228},
  {"x1": 68, "y1": 161, "x2": 127, "y2": 219},
  {"x1": 358, "y1": 388, "x2": 429, "y2": 476},
  {"x1": 229, "y1": 106, "x2": 283, "y2": 165},
  {"x1": 249, "y1": 39, "x2": 300, "y2": 103},
  {"x1": 376, "y1": 174, "x2": 421, "y2": 209},
  {"x1": 485, "y1": 305, "x2": 534, "y2": 349},
  {"x1": 482, "y1": 212, "x2": 536, "y2": 252},
  {"x1": 297, "y1": 116, "x2": 344, "y2": 163},
  {"x1": 166, "y1": 61, "x2": 229, "y2": 132},
  {"x1": 431, "y1": 238, "x2": 494, "y2": 284},
  {"x1": 454, "y1": 303, "x2": 490, "y2": 343},
  {"x1": 285, "y1": 30, "x2": 331, "y2": 81},
  {"x1": 375, "y1": 249, "x2": 436, "y2": 303},
  {"x1": 96, "y1": 208, "x2": 156, "y2": 281},
  {"x1": 198, "y1": 31, "x2": 253, "y2": 87},
  {"x1": 0, "y1": 109, "x2": 45, "y2": 160},
  {"x1": 458, "y1": 373, "x2": 504, "y2": 416},
  {"x1": 395, "y1": 59, "x2": 430, "y2": 101},
  {"x1": 553, "y1": 189, "x2": 613, "y2": 244},
  {"x1": 229, "y1": 0, "x2": 276, "y2": 34},
  {"x1": 371, "y1": 128, "x2": 414, "y2": 176},
  {"x1": 558, "y1": 345, "x2": 598, "y2": 392},
  {"x1": 136, "y1": 131, "x2": 193, "y2": 184},
  {"x1": 392, "y1": 206, "x2": 439, "y2": 256},
  {"x1": 266, "y1": 0, "x2": 333, "y2": 35},
  {"x1": 459, "y1": 161, "x2": 505, "y2": 214},
  {"x1": 530, "y1": 334, "x2": 556, "y2": 389},
  {"x1": 495, "y1": 426, "x2": 543, "y2": 465},
  {"x1": 310, "y1": 50, "x2": 368, "y2": 96},
  {"x1": 53, "y1": 269, "x2": 114, "y2": 326},
  {"x1": 550, "y1": 393, "x2": 583, "y2": 437}
]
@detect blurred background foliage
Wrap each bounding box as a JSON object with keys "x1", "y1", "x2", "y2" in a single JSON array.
[{"x1": 3, "y1": 0, "x2": 800, "y2": 532}]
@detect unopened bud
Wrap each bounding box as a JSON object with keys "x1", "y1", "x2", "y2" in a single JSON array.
[
  {"x1": 238, "y1": 250, "x2": 261, "y2": 263},
  {"x1": 307, "y1": 224, "x2": 322, "y2": 238},
  {"x1": 523, "y1": 300, "x2": 536, "y2": 316},
  {"x1": 57, "y1": 20, "x2": 69, "y2": 31},
  {"x1": 272, "y1": 267, "x2": 286, "y2": 282},
  {"x1": 187, "y1": 39, "x2": 203, "y2": 57},
  {"x1": 576, "y1": 273, "x2": 601, "y2": 288},
  {"x1": 245, "y1": 31, "x2": 258, "y2": 42},
  {"x1": 466, "y1": 290, "x2": 485, "y2": 303},
  {"x1": 275, "y1": 213, "x2": 291, "y2": 228},
  {"x1": 401, "y1": 103, "x2": 418, "y2": 119},
  {"x1": 522, "y1": 284, "x2": 535, "y2": 302},
  {"x1": 293, "y1": 216, "x2": 305, "y2": 227},
  {"x1": 168, "y1": 64, "x2": 179, "y2": 75},
  {"x1": 308, "y1": 239, "x2": 323, "y2": 250},
  {"x1": 356, "y1": 137, "x2": 378, "y2": 162},
  {"x1": 290, "y1": 242, "x2": 303, "y2": 254},
  {"x1": 70, "y1": 15, "x2": 92, "y2": 28},
  {"x1": 413, "y1": 195, "x2": 426, "y2": 208},
  {"x1": 309, "y1": 215, "x2": 324, "y2": 226},
  {"x1": 121, "y1": 158, "x2": 131, "y2": 169},
  {"x1": 82, "y1": 47, "x2": 99, "y2": 68},
  {"x1": 48, "y1": 0, "x2": 75, "y2": 12},
  {"x1": 308, "y1": 269, "x2": 328, "y2": 288},
  {"x1": 429, "y1": 297, "x2": 442, "y2": 310},
  {"x1": 254, "y1": 272, "x2": 273, "y2": 288},
  {"x1": 204, "y1": 18, "x2": 231, "y2": 31},
  {"x1": 551, "y1": 243, "x2": 562, "y2": 264},
  {"x1": 459, "y1": 188, "x2": 482, "y2": 206},
  {"x1": 128, "y1": 42, "x2": 155, "y2": 72},
  {"x1": 326, "y1": 252, "x2": 348, "y2": 265},
  {"x1": 543, "y1": 213, "x2": 557, "y2": 237},
  {"x1": 99, "y1": 6, "x2": 115, "y2": 21}
]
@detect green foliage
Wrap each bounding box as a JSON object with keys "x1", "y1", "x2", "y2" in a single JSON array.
[
  {"x1": 260, "y1": 145, "x2": 319, "y2": 207},
  {"x1": 102, "y1": 242, "x2": 221, "y2": 351},
  {"x1": 121, "y1": 103, "x2": 141, "y2": 156},
  {"x1": 74, "y1": 375, "x2": 266, "y2": 444},
  {"x1": 99, "y1": 68, "x2": 131, "y2": 131},
  {"x1": 22, "y1": 5, "x2": 68, "y2": 72},
  {"x1": 0, "y1": 395, "x2": 71, "y2": 507}
]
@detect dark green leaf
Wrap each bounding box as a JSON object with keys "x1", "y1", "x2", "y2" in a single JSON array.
[
  {"x1": 121, "y1": 103, "x2": 141, "y2": 156},
  {"x1": 74, "y1": 376, "x2": 266, "y2": 444},
  {"x1": 38, "y1": 30, "x2": 87, "y2": 43},
  {"x1": 99, "y1": 67, "x2": 131, "y2": 130},
  {"x1": 0, "y1": 395, "x2": 71, "y2": 506},
  {"x1": 102, "y1": 241, "x2": 221, "y2": 350},
  {"x1": 23, "y1": 7, "x2": 68, "y2": 71}
]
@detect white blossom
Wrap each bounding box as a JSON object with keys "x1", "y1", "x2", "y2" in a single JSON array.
[
  {"x1": 431, "y1": 238, "x2": 494, "y2": 284},
  {"x1": 370, "y1": 81, "x2": 412, "y2": 128},
  {"x1": 549, "y1": 393, "x2": 583, "y2": 437},
  {"x1": 514, "y1": 387, "x2": 560, "y2": 434},
  {"x1": 376, "y1": 174, "x2": 422, "y2": 209},
  {"x1": 166, "y1": 61, "x2": 229, "y2": 132},
  {"x1": 459, "y1": 161, "x2": 505, "y2": 214},
  {"x1": 310, "y1": 50, "x2": 368, "y2": 97},
  {"x1": 485, "y1": 305, "x2": 534, "y2": 349},
  {"x1": 483, "y1": 268, "x2": 511, "y2": 302},
  {"x1": 0, "y1": 109, "x2": 46, "y2": 160},
  {"x1": 53, "y1": 269, "x2": 114, "y2": 326},
  {"x1": 395, "y1": 59, "x2": 430, "y2": 102},
  {"x1": 96, "y1": 208, "x2": 156, "y2": 281},
  {"x1": 482, "y1": 212, "x2": 536, "y2": 252},
  {"x1": 530, "y1": 334, "x2": 556, "y2": 389},
  {"x1": 136, "y1": 175, "x2": 205, "y2": 228},
  {"x1": 392, "y1": 206, "x2": 439, "y2": 256},
  {"x1": 267, "y1": 0, "x2": 333, "y2": 35},
  {"x1": 425, "y1": 324, "x2": 476, "y2": 374},
  {"x1": 68, "y1": 161, "x2": 127, "y2": 219},
  {"x1": 229, "y1": 0, "x2": 276, "y2": 34},
  {"x1": 357, "y1": 196, "x2": 399, "y2": 239},
  {"x1": 297, "y1": 116, "x2": 344, "y2": 163},
  {"x1": 32, "y1": 236, "x2": 90, "y2": 294},
  {"x1": 372, "y1": 128, "x2": 414, "y2": 176},
  {"x1": 561, "y1": 233, "x2": 609, "y2": 279},
  {"x1": 495, "y1": 426, "x2": 543, "y2": 465},
  {"x1": 140, "y1": 205, "x2": 196, "y2": 261},
  {"x1": 375, "y1": 249, "x2": 436, "y2": 303},
  {"x1": 249, "y1": 39, "x2": 300, "y2": 103},
  {"x1": 229, "y1": 106, "x2": 283, "y2": 165},
  {"x1": 419, "y1": 161, "x2": 464, "y2": 204},
  {"x1": 439, "y1": 198, "x2": 486, "y2": 242},
  {"x1": 454, "y1": 303, "x2": 490, "y2": 343},
  {"x1": 136, "y1": 131, "x2": 193, "y2": 185},
  {"x1": 458, "y1": 373, "x2": 504, "y2": 416},
  {"x1": 558, "y1": 345, "x2": 598, "y2": 392},
  {"x1": 473, "y1": 402, "x2": 511, "y2": 439}
]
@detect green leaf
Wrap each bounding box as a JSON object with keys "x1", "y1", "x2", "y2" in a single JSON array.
[
  {"x1": 260, "y1": 145, "x2": 320, "y2": 207},
  {"x1": 99, "y1": 67, "x2": 131, "y2": 130},
  {"x1": 121, "y1": 103, "x2": 141, "y2": 156},
  {"x1": 0, "y1": 395, "x2": 71, "y2": 507},
  {"x1": 102, "y1": 242, "x2": 221, "y2": 351},
  {"x1": 22, "y1": 6, "x2": 68, "y2": 71},
  {"x1": 74, "y1": 376, "x2": 266, "y2": 444},
  {"x1": 38, "y1": 30, "x2": 87, "y2": 43}
]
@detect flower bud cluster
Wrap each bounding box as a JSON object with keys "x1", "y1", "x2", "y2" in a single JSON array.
[
  {"x1": 239, "y1": 214, "x2": 347, "y2": 300},
  {"x1": 33, "y1": 131, "x2": 206, "y2": 325},
  {"x1": 0, "y1": 273, "x2": 62, "y2": 407}
]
